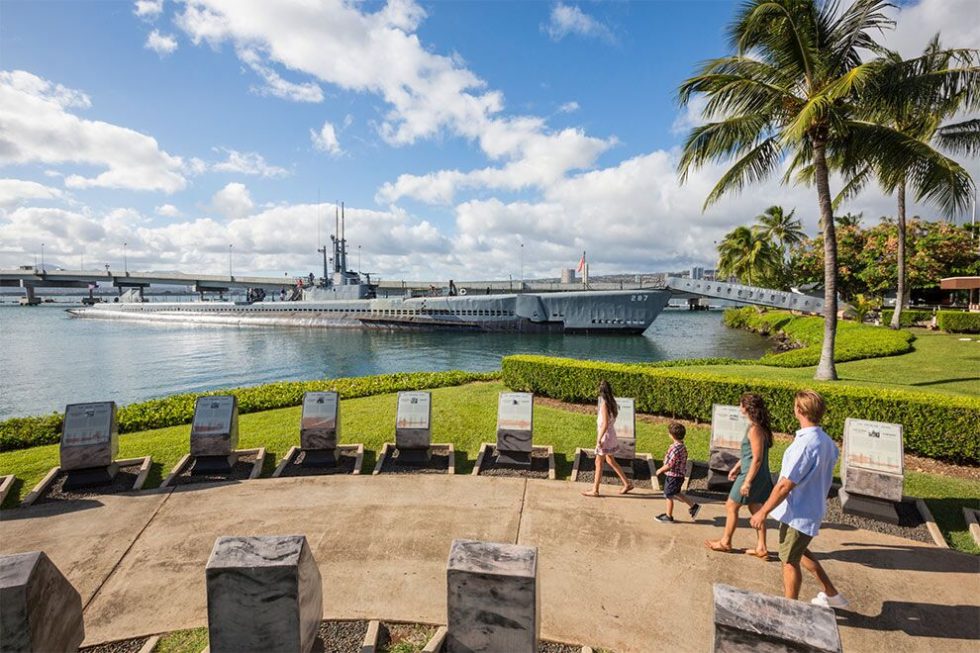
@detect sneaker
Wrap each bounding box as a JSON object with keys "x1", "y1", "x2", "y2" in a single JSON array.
[
  {"x1": 655, "y1": 514, "x2": 674, "y2": 523},
  {"x1": 689, "y1": 504, "x2": 702, "y2": 520},
  {"x1": 811, "y1": 592, "x2": 849, "y2": 610}
]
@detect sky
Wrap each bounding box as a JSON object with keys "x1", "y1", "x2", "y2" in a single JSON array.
[{"x1": 1, "y1": 0, "x2": 978, "y2": 281}]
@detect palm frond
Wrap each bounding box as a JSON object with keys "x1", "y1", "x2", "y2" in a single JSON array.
[
  {"x1": 935, "y1": 119, "x2": 980, "y2": 156},
  {"x1": 703, "y1": 136, "x2": 783, "y2": 209},
  {"x1": 833, "y1": 165, "x2": 873, "y2": 209},
  {"x1": 677, "y1": 115, "x2": 772, "y2": 181}
]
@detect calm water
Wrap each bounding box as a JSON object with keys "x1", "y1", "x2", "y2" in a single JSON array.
[{"x1": 0, "y1": 304, "x2": 770, "y2": 418}]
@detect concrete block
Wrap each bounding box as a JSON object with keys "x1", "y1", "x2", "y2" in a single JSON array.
[
  {"x1": 191, "y1": 396, "x2": 239, "y2": 459},
  {"x1": 713, "y1": 583, "x2": 841, "y2": 653},
  {"x1": 60, "y1": 401, "x2": 119, "y2": 471},
  {"x1": 446, "y1": 539, "x2": 538, "y2": 653},
  {"x1": 707, "y1": 448, "x2": 739, "y2": 491},
  {"x1": 0, "y1": 551, "x2": 84, "y2": 653},
  {"x1": 206, "y1": 535, "x2": 323, "y2": 653},
  {"x1": 843, "y1": 466, "x2": 903, "y2": 503},
  {"x1": 839, "y1": 488, "x2": 900, "y2": 525},
  {"x1": 300, "y1": 391, "x2": 339, "y2": 454}
]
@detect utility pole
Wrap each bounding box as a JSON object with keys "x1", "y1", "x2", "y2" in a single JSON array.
[
  {"x1": 40, "y1": 242, "x2": 45, "y2": 272},
  {"x1": 123, "y1": 242, "x2": 128, "y2": 274},
  {"x1": 228, "y1": 244, "x2": 233, "y2": 277},
  {"x1": 520, "y1": 242, "x2": 524, "y2": 288}
]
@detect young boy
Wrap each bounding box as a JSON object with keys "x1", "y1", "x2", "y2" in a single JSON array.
[{"x1": 655, "y1": 422, "x2": 701, "y2": 523}]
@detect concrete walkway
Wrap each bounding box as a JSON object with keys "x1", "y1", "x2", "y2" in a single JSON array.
[{"x1": 1, "y1": 475, "x2": 978, "y2": 652}]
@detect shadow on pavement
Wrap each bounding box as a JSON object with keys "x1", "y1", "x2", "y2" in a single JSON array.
[
  {"x1": 823, "y1": 543, "x2": 980, "y2": 573},
  {"x1": 836, "y1": 601, "x2": 980, "y2": 640}
]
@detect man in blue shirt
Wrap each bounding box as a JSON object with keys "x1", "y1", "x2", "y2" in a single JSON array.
[{"x1": 750, "y1": 390, "x2": 848, "y2": 609}]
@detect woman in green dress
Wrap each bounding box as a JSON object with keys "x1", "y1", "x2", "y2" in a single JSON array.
[{"x1": 705, "y1": 393, "x2": 775, "y2": 557}]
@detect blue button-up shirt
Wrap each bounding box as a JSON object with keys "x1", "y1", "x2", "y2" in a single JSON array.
[{"x1": 770, "y1": 426, "x2": 839, "y2": 537}]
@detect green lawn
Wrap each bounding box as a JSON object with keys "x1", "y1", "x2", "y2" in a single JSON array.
[
  {"x1": 694, "y1": 330, "x2": 980, "y2": 396},
  {"x1": 2, "y1": 380, "x2": 977, "y2": 553}
]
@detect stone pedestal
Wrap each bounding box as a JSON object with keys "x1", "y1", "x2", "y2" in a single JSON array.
[
  {"x1": 611, "y1": 397, "x2": 636, "y2": 477},
  {"x1": 300, "y1": 392, "x2": 339, "y2": 468},
  {"x1": 191, "y1": 396, "x2": 239, "y2": 475},
  {"x1": 495, "y1": 393, "x2": 534, "y2": 468},
  {"x1": 0, "y1": 551, "x2": 85, "y2": 653},
  {"x1": 206, "y1": 535, "x2": 323, "y2": 653},
  {"x1": 713, "y1": 584, "x2": 842, "y2": 653},
  {"x1": 707, "y1": 448, "x2": 739, "y2": 491},
  {"x1": 838, "y1": 488, "x2": 901, "y2": 524},
  {"x1": 447, "y1": 539, "x2": 538, "y2": 653},
  {"x1": 395, "y1": 391, "x2": 432, "y2": 465},
  {"x1": 60, "y1": 401, "x2": 119, "y2": 490},
  {"x1": 841, "y1": 419, "x2": 905, "y2": 524}
]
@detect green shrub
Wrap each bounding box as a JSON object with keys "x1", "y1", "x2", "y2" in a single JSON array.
[
  {"x1": 0, "y1": 370, "x2": 499, "y2": 452},
  {"x1": 881, "y1": 309, "x2": 934, "y2": 328},
  {"x1": 937, "y1": 311, "x2": 980, "y2": 334},
  {"x1": 724, "y1": 308, "x2": 915, "y2": 367},
  {"x1": 502, "y1": 355, "x2": 980, "y2": 464}
]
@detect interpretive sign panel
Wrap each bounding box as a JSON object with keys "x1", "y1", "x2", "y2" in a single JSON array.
[
  {"x1": 711, "y1": 404, "x2": 748, "y2": 451},
  {"x1": 191, "y1": 396, "x2": 239, "y2": 457},
  {"x1": 300, "y1": 392, "x2": 339, "y2": 451},
  {"x1": 843, "y1": 419, "x2": 904, "y2": 477},
  {"x1": 497, "y1": 393, "x2": 533, "y2": 450},
  {"x1": 396, "y1": 391, "x2": 432, "y2": 451},
  {"x1": 613, "y1": 397, "x2": 636, "y2": 460},
  {"x1": 60, "y1": 402, "x2": 119, "y2": 471}
]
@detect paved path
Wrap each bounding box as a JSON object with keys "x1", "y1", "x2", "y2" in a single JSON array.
[{"x1": 2, "y1": 475, "x2": 978, "y2": 652}]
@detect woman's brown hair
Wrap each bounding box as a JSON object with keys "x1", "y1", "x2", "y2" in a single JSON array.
[
  {"x1": 598, "y1": 380, "x2": 619, "y2": 419},
  {"x1": 740, "y1": 392, "x2": 773, "y2": 447}
]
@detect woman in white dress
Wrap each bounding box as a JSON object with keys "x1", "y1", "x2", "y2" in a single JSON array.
[{"x1": 581, "y1": 380, "x2": 634, "y2": 497}]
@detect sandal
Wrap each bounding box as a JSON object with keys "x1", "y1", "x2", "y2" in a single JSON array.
[
  {"x1": 745, "y1": 549, "x2": 770, "y2": 560},
  {"x1": 619, "y1": 483, "x2": 634, "y2": 495},
  {"x1": 580, "y1": 490, "x2": 600, "y2": 497},
  {"x1": 704, "y1": 540, "x2": 734, "y2": 553}
]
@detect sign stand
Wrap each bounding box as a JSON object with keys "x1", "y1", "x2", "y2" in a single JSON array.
[
  {"x1": 60, "y1": 401, "x2": 119, "y2": 490},
  {"x1": 840, "y1": 418, "x2": 905, "y2": 524},
  {"x1": 495, "y1": 393, "x2": 534, "y2": 467},
  {"x1": 300, "y1": 392, "x2": 340, "y2": 467},
  {"x1": 708, "y1": 404, "x2": 748, "y2": 491},
  {"x1": 395, "y1": 391, "x2": 433, "y2": 465},
  {"x1": 190, "y1": 396, "x2": 239, "y2": 475},
  {"x1": 610, "y1": 397, "x2": 636, "y2": 477}
]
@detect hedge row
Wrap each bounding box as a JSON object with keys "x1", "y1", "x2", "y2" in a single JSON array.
[
  {"x1": 502, "y1": 355, "x2": 980, "y2": 464},
  {"x1": 723, "y1": 308, "x2": 915, "y2": 367},
  {"x1": 0, "y1": 370, "x2": 499, "y2": 452},
  {"x1": 881, "y1": 309, "x2": 934, "y2": 328},
  {"x1": 937, "y1": 311, "x2": 980, "y2": 334}
]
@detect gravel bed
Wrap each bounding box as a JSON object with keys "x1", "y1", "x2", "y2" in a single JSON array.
[
  {"x1": 478, "y1": 447, "x2": 551, "y2": 478},
  {"x1": 316, "y1": 620, "x2": 370, "y2": 653},
  {"x1": 170, "y1": 453, "x2": 258, "y2": 487},
  {"x1": 80, "y1": 637, "x2": 148, "y2": 653},
  {"x1": 684, "y1": 462, "x2": 735, "y2": 500},
  {"x1": 575, "y1": 451, "x2": 653, "y2": 489},
  {"x1": 539, "y1": 642, "x2": 585, "y2": 653},
  {"x1": 36, "y1": 462, "x2": 143, "y2": 505},
  {"x1": 379, "y1": 445, "x2": 452, "y2": 474},
  {"x1": 824, "y1": 495, "x2": 934, "y2": 544},
  {"x1": 278, "y1": 450, "x2": 359, "y2": 477}
]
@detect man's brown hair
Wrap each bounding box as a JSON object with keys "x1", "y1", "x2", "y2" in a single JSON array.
[
  {"x1": 794, "y1": 390, "x2": 826, "y2": 424},
  {"x1": 668, "y1": 422, "x2": 686, "y2": 440}
]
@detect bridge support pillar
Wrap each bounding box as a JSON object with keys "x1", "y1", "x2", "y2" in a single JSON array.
[{"x1": 20, "y1": 285, "x2": 40, "y2": 306}]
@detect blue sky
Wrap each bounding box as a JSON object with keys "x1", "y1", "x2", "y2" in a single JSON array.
[{"x1": 1, "y1": 0, "x2": 978, "y2": 280}]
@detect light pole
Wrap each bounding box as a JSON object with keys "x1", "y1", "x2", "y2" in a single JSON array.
[
  {"x1": 229, "y1": 244, "x2": 233, "y2": 277},
  {"x1": 357, "y1": 245, "x2": 361, "y2": 271},
  {"x1": 40, "y1": 242, "x2": 45, "y2": 272},
  {"x1": 123, "y1": 242, "x2": 128, "y2": 274},
  {"x1": 520, "y1": 242, "x2": 524, "y2": 288}
]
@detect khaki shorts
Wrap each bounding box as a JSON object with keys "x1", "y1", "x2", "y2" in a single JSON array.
[{"x1": 778, "y1": 523, "x2": 813, "y2": 565}]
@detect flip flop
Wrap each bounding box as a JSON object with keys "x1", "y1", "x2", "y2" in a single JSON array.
[
  {"x1": 704, "y1": 540, "x2": 734, "y2": 553},
  {"x1": 745, "y1": 549, "x2": 770, "y2": 560},
  {"x1": 619, "y1": 483, "x2": 634, "y2": 495},
  {"x1": 580, "y1": 490, "x2": 600, "y2": 497}
]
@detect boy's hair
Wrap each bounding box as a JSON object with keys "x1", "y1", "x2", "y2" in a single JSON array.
[
  {"x1": 667, "y1": 422, "x2": 686, "y2": 440},
  {"x1": 794, "y1": 390, "x2": 826, "y2": 423}
]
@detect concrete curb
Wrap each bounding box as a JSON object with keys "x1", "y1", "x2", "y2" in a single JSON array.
[
  {"x1": 159, "y1": 454, "x2": 191, "y2": 488},
  {"x1": 962, "y1": 507, "x2": 980, "y2": 548},
  {"x1": 136, "y1": 635, "x2": 160, "y2": 653},
  {"x1": 372, "y1": 443, "x2": 390, "y2": 475},
  {"x1": 159, "y1": 448, "x2": 264, "y2": 488},
  {"x1": 0, "y1": 474, "x2": 15, "y2": 506},
  {"x1": 373, "y1": 443, "x2": 454, "y2": 475},
  {"x1": 471, "y1": 443, "x2": 554, "y2": 478},
  {"x1": 272, "y1": 446, "x2": 299, "y2": 478},
  {"x1": 913, "y1": 497, "x2": 949, "y2": 548},
  {"x1": 680, "y1": 460, "x2": 695, "y2": 493},
  {"x1": 472, "y1": 443, "x2": 489, "y2": 476},
  {"x1": 570, "y1": 447, "x2": 584, "y2": 482},
  {"x1": 361, "y1": 619, "x2": 380, "y2": 652},
  {"x1": 421, "y1": 626, "x2": 447, "y2": 653},
  {"x1": 20, "y1": 466, "x2": 61, "y2": 507},
  {"x1": 116, "y1": 456, "x2": 154, "y2": 491}
]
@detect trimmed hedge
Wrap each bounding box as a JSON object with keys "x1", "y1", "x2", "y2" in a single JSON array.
[
  {"x1": 502, "y1": 355, "x2": 980, "y2": 464},
  {"x1": 0, "y1": 370, "x2": 499, "y2": 453},
  {"x1": 724, "y1": 308, "x2": 915, "y2": 367},
  {"x1": 937, "y1": 311, "x2": 980, "y2": 334},
  {"x1": 881, "y1": 309, "x2": 934, "y2": 328}
]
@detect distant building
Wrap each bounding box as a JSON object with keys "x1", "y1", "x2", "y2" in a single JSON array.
[
  {"x1": 560, "y1": 268, "x2": 576, "y2": 284},
  {"x1": 690, "y1": 265, "x2": 705, "y2": 280}
]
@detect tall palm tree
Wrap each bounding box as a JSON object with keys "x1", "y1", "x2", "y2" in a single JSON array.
[
  {"x1": 677, "y1": 0, "x2": 976, "y2": 380},
  {"x1": 834, "y1": 36, "x2": 979, "y2": 329},
  {"x1": 754, "y1": 205, "x2": 806, "y2": 251},
  {"x1": 717, "y1": 225, "x2": 783, "y2": 285}
]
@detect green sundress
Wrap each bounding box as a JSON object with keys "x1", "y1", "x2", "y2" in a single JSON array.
[{"x1": 728, "y1": 429, "x2": 775, "y2": 505}]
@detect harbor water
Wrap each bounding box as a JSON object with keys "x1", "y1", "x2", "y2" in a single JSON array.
[{"x1": 0, "y1": 304, "x2": 771, "y2": 419}]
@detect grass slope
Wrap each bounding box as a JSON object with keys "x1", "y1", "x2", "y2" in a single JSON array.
[{"x1": 2, "y1": 381, "x2": 977, "y2": 553}]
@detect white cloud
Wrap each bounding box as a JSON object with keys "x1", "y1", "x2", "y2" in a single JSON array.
[
  {"x1": 881, "y1": 0, "x2": 980, "y2": 57},
  {"x1": 0, "y1": 179, "x2": 64, "y2": 208},
  {"x1": 310, "y1": 121, "x2": 342, "y2": 156},
  {"x1": 134, "y1": 0, "x2": 164, "y2": 20},
  {"x1": 544, "y1": 3, "x2": 615, "y2": 44},
  {"x1": 212, "y1": 148, "x2": 289, "y2": 177},
  {"x1": 210, "y1": 182, "x2": 254, "y2": 221},
  {"x1": 0, "y1": 70, "x2": 186, "y2": 193},
  {"x1": 558, "y1": 101, "x2": 579, "y2": 113},
  {"x1": 155, "y1": 203, "x2": 181, "y2": 217},
  {"x1": 237, "y1": 48, "x2": 323, "y2": 103},
  {"x1": 145, "y1": 30, "x2": 178, "y2": 56}
]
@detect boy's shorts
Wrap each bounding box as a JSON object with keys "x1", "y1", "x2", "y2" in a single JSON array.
[
  {"x1": 663, "y1": 475, "x2": 684, "y2": 498},
  {"x1": 778, "y1": 523, "x2": 813, "y2": 564}
]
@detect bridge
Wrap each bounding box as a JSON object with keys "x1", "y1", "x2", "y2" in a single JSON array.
[{"x1": 0, "y1": 267, "x2": 826, "y2": 314}]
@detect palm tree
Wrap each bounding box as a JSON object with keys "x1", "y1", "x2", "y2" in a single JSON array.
[
  {"x1": 677, "y1": 0, "x2": 977, "y2": 380},
  {"x1": 717, "y1": 226, "x2": 783, "y2": 286},
  {"x1": 834, "y1": 36, "x2": 979, "y2": 330},
  {"x1": 834, "y1": 212, "x2": 864, "y2": 228},
  {"x1": 754, "y1": 205, "x2": 806, "y2": 251}
]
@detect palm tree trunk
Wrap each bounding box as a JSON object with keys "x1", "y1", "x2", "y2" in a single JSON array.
[
  {"x1": 812, "y1": 141, "x2": 838, "y2": 381},
  {"x1": 890, "y1": 180, "x2": 907, "y2": 330}
]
